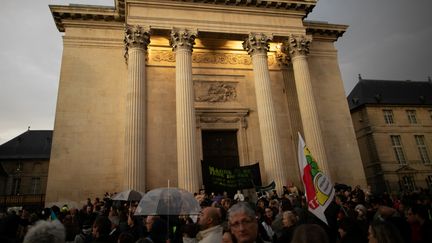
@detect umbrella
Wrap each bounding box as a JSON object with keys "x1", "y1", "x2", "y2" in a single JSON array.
[
  {"x1": 112, "y1": 189, "x2": 144, "y2": 201},
  {"x1": 134, "y1": 187, "x2": 201, "y2": 216}
]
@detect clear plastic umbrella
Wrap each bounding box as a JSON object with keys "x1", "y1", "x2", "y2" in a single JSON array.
[
  {"x1": 134, "y1": 187, "x2": 201, "y2": 215},
  {"x1": 112, "y1": 189, "x2": 144, "y2": 201}
]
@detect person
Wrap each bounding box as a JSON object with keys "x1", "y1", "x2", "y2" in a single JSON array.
[
  {"x1": 92, "y1": 216, "x2": 114, "y2": 243},
  {"x1": 406, "y1": 207, "x2": 422, "y2": 243},
  {"x1": 287, "y1": 182, "x2": 299, "y2": 197},
  {"x1": 270, "y1": 190, "x2": 279, "y2": 200},
  {"x1": 144, "y1": 216, "x2": 159, "y2": 235},
  {"x1": 222, "y1": 226, "x2": 236, "y2": 243},
  {"x1": 234, "y1": 190, "x2": 245, "y2": 202},
  {"x1": 74, "y1": 224, "x2": 93, "y2": 243},
  {"x1": 138, "y1": 218, "x2": 169, "y2": 243},
  {"x1": 126, "y1": 213, "x2": 142, "y2": 241},
  {"x1": 228, "y1": 202, "x2": 268, "y2": 243},
  {"x1": 290, "y1": 224, "x2": 329, "y2": 243},
  {"x1": 196, "y1": 207, "x2": 223, "y2": 243},
  {"x1": 23, "y1": 220, "x2": 66, "y2": 243},
  {"x1": 410, "y1": 204, "x2": 432, "y2": 243},
  {"x1": 276, "y1": 211, "x2": 297, "y2": 243},
  {"x1": 260, "y1": 207, "x2": 275, "y2": 241},
  {"x1": 108, "y1": 214, "x2": 120, "y2": 243},
  {"x1": 368, "y1": 220, "x2": 404, "y2": 243},
  {"x1": 117, "y1": 232, "x2": 134, "y2": 243},
  {"x1": 337, "y1": 217, "x2": 367, "y2": 243},
  {"x1": 64, "y1": 214, "x2": 81, "y2": 242},
  {"x1": 181, "y1": 222, "x2": 199, "y2": 243}
]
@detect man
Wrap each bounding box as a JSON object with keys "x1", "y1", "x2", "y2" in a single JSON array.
[
  {"x1": 234, "y1": 190, "x2": 245, "y2": 202},
  {"x1": 196, "y1": 207, "x2": 223, "y2": 243},
  {"x1": 228, "y1": 202, "x2": 269, "y2": 243},
  {"x1": 23, "y1": 220, "x2": 65, "y2": 243}
]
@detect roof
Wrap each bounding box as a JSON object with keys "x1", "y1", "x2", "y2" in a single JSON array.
[
  {"x1": 0, "y1": 130, "x2": 53, "y2": 160},
  {"x1": 347, "y1": 79, "x2": 432, "y2": 110}
]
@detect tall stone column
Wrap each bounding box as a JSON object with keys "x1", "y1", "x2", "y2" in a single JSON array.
[
  {"x1": 243, "y1": 33, "x2": 287, "y2": 192},
  {"x1": 170, "y1": 28, "x2": 200, "y2": 193},
  {"x1": 123, "y1": 25, "x2": 150, "y2": 192},
  {"x1": 283, "y1": 35, "x2": 329, "y2": 174},
  {"x1": 276, "y1": 52, "x2": 303, "y2": 148}
]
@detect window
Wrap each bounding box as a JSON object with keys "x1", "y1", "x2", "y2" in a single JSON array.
[
  {"x1": 31, "y1": 177, "x2": 41, "y2": 194},
  {"x1": 406, "y1": 110, "x2": 417, "y2": 124},
  {"x1": 401, "y1": 175, "x2": 415, "y2": 191},
  {"x1": 427, "y1": 175, "x2": 432, "y2": 190},
  {"x1": 383, "y1": 110, "x2": 394, "y2": 124},
  {"x1": 12, "y1": 178, "x2": 21, "y2": 195},
  {"x1": 415, "y1": 135, "x2": 430, "y2": 164},
  {"x1": 391, "y1": 135, "x2": 406, "y2": 164}
]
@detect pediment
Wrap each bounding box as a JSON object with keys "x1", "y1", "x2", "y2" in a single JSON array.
[{"x1": 395, "y1": 165, "x2": 417, "y2": 173}]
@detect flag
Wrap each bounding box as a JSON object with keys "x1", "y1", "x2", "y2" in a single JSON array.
[{"x1": 298, "y1": 132, "x2": 335, "y2": 225}]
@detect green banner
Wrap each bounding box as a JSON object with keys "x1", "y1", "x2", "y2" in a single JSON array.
[{"x1": 201, "y1": 161, "x2": 262, "y2": 193}]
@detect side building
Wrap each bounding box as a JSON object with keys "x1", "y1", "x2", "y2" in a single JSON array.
[
  {"x1": 348, "y1": 78, "x2": 432, "y2": 193},
  {"x1": 0, "y1": 130, "x2": 52, "y2": 208}
]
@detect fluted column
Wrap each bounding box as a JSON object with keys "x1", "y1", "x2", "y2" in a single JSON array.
[
  {"x1": 243, "y1": 33, "x2": 287, "y2": 192},
  {"x1": 123, "y1": 25, "x2": 150, "y2": 192},
  {"x1": 275, "y1": 51, "x2": 304, "y2": 148},
  {"x1": 170, "y1": 28, "x2": 200, "y2": 193},
  {"x1": 283, "y1": 35, "x2": 329, "y2": 174}
]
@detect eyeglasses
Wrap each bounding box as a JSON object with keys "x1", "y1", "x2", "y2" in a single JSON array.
[{"x1": 229, "y1": 219, "x2": 254, "y2": 229}]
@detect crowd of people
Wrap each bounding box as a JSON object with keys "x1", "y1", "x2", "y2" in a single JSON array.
[{"x1": 0, "y1": 184, "x2": 431, "y2": 243}]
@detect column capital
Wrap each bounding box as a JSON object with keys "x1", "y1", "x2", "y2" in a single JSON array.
[
  {"x1": 275, "y1": 49, "x2": 291, "y2": 67},
  {"x1": 243, "y1": 33, "x2": 273, "y2": 55},
  {"x1": 170, "y1": 28, "x2": 197, "y2": 52},
  {"x1": 283, "y1": 34, "x2": 312, "y2": 58},
  {"x1": 124, "y1": 25, "x2": 151, "y2": 62}
]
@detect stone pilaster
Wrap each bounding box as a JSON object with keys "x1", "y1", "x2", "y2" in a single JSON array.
[
  {"x1": 283, "y1": 34, "x2": 329, "y2": 174},
  {"x1": 123, "y1": 25, "x2": 150, "y2": 192},
  {"x1": 170, "y1": 28, "x2": 200, "y2": 193},
  {"x1": 243, "y1": 33, "x2": 287, "y2": 192}
]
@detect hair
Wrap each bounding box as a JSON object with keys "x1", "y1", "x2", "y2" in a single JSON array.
[
  {"x1": 93, "y1": 216, "x2": 112, "y2": 237},
  {"x1": 410, "y1": 204, "x2": 429, "y2": 220},
  {"x1": 23, "y1": 220, "x2": 65, "y2": 243},
  {"x1": 282, "y1": 211, "x2": 297, "y2": 226},
  {"x1": 118, "y1": 232, "x2": 135, "y2": 243},
  {"x1": 228, "y1": 202, "x2": 255, "y2": 221},
  {"x1": 369, "y1": 220, "x2": 404, "y2": 243},
  {"x1": 181, "y1": 223, "x2": 200, "y2": 238},
  {"x1": 150, "y1": 218, "x2": 169, "y2": 243},
  {"x1": 291, "y1": 224, "x2": 329, "y2": 243},
  {"x1": 280, "y1": 198, "x2": 293, "y2": 212}
]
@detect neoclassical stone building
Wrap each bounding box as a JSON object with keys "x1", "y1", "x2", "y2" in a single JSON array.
[{"x1": 46, "y1": 0, "x2": 365, "y2": 203}]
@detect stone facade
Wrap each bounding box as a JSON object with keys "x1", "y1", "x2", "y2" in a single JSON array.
[
  {"x1": 45, "y1": 0, "x2": 366, "y2": 203},
  {"x1": 348, "y1": 79, "x2": 432, "y2": 193}
]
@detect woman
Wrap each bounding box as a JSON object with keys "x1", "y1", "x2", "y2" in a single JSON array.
[
  {"x1": 276, "y1": 211, "x2": 297, "y2": 243},
  {"x1": 260, "y1": 207, "x2": 275, "y2": 242}
]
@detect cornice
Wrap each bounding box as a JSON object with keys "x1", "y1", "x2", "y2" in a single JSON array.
[
  {"x1": 304, "y1": 21, "x2": 348, "y2": 42},
  {"x1": 50, "y1": 0, "x2": 125, "y2": 32},
  {"x1": 168, "y1": 0, "x2": 316, "y2": 14}
]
